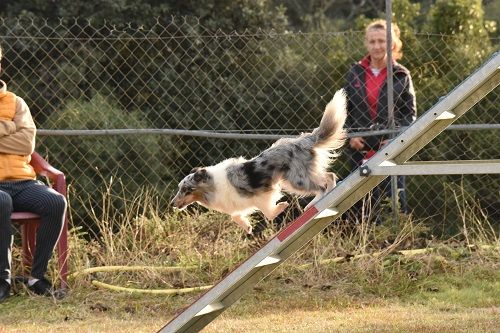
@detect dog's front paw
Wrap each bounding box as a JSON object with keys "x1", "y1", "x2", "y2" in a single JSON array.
[
  {"x1": 275, "y1": 202, "x2": 289, "y2": 219},
  {"x1": 232, "y1": 214, "x2": 253, "y2": 234}
]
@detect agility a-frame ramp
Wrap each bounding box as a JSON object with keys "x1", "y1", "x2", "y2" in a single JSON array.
[{"x1": 159, "y1": 52, "x2": 500, "y2": 333}]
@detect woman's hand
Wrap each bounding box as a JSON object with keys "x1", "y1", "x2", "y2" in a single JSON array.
[
  {"x1": 380, "y1": 139, "x2": 390, "y2": 148},
  {"x1": 349, "y1": 137, "x2": 365, "y2": 151}
]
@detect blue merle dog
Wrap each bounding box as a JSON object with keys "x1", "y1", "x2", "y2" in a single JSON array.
[{"x1": 171, "y1": 89, "x2": 347, "y2": 234}]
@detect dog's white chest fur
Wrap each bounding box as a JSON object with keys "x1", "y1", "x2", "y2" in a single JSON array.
[{"x1": 205, "y1": 157, "x2": 282, "y2": 216}]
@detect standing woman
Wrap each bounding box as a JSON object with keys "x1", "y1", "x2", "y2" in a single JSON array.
[{"x1": 344, "y1": 19, "x2": 416, "y2": 221}]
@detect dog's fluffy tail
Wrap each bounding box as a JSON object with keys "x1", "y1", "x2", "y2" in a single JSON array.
[{"x1": 313, "y1": 88, "x2": 347, "y2": 150}]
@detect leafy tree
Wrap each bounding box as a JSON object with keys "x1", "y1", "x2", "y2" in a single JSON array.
[
  {"x1": 423, "y1": 0, "x2": 493, "y2": 80},
  {"x1": 273, "y1": 0, "x2": 388, "y2": 31},
  {"x1": 410, "y1": 0, "x2": 498, "y2": 231},
  {"x1": 2, "y1": 0, "x2": 172, "y2": 24},
  {"x1": 3, "y1": 0, "x2": 288, "y2": 31},
  {"x1": 38, "y1": 93, "x2": 175, "y2": 229}
]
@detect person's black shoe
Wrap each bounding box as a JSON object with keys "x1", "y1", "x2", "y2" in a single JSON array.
[
  {"x1": 28, "y1": 277, "x2": 53, "y2": 296},
  {"x1": 0, "y1": 280, "x2": 11, "y2": 302}
]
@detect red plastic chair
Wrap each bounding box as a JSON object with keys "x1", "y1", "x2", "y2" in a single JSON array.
[{"x1": 10, "y1": 152, "x2": 69, "y2": 289}]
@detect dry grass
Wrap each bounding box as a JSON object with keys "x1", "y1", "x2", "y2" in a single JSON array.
[
  {"x1": 207, "y1": 304, "x2": 500, "y2": 333},
  {"x1": 1, "y1": 184, "x2": 498, "y2": 332},
  {"x1": 4, "y1": 305, "x2": 498, "y2": 333}
]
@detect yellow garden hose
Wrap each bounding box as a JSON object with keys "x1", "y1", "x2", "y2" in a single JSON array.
[
  {"x1": 297, "y1": 248, "x2": 431, "y2": 269},
  {"x1": 70, "y1": 265, "x2": 213, "y2": 294},
  {"x1": 69, "y1": 265, "x2": 196, "y2": 278},
  {"x1": 91, "y1": 280, "x2": 212, "y2": 294},
  {"x1": 297, "y1": 244, "x2": 496, "y2": 269}
]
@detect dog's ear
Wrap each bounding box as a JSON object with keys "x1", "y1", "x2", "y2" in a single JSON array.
[
  {"x1": 190, "y1": 167, "x2": 202, "y2": 174},
  {"x1": 193, "y1": 168, "x2": 208, "y2": 182}
]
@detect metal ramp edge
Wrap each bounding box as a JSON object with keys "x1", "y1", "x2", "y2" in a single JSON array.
[{"x1": 158, "y1": 51, "x2": 499, "y2": 333}]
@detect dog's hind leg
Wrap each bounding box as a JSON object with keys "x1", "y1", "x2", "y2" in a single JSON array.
[
  {"x1": 284, "y1": 178, "x2": 324, "y2": 211},
  {"x1": 231, "y1": 214, "x2": 253, "y2": 234},
  {"x1": 258, "y1": 201, "x2": 289, "y2": 221},
  {"x1": 304, "y1": 173, "x2": 338, "y2": 210}
]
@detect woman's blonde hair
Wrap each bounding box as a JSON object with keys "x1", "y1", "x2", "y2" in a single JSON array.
[{"x1": 365, "y1": 19, "x2": 403, "y2": 60}]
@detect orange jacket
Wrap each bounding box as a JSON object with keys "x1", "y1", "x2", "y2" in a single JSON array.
[{"x1": 0, "y1": 80, "x2": 36, "y2": 180}]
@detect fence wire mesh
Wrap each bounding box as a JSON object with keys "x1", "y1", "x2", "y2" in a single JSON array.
[{"x1": 1, "y1": 17, "x2": 498, "y2": 234}]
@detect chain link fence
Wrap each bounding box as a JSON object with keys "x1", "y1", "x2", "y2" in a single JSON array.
[{"x1": 1, "y1": 17, "x2": 498, "y2": 235}]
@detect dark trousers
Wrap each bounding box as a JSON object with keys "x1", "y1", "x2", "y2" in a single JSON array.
[
  {"x1": 373, "y1": 175, "x2": 408, "y2": 214},
  {"x1": 348, "y1": 150, "x2": 409, "y2": 223},
  {"x1": 0, "y1": 180, "x2": 66, "y2": 280}
]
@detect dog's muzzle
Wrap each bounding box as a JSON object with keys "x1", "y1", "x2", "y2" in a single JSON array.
[{"x1": 170, "y1": 196, "x2": 187, "y2": 210}]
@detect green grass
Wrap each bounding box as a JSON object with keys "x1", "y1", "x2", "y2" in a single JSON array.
[{"x1": 409, "y1": 268, "x2": 500, "y2": 308}]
